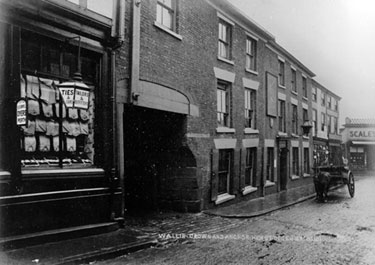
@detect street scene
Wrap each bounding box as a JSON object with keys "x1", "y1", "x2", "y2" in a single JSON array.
[
  {"x1": 1, "y1": 0, "x2": 375, "y2": 264},
  {"x1": 94, "y1": 174, "x2": 375, "y2": 265}
]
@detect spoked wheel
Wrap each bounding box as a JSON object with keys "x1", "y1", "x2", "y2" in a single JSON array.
[{"x1": 348, "y1": 173, "x2": 355, "y2": 198}]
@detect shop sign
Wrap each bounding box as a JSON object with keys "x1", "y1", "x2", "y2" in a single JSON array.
[
  {"x1": 349, "y1": 128, "x2": 375, "y2": 140},
  {"x1": 73, "y1": 88, "x2": 90, "y2": 109},
  {"x1": 16, "y1": 99, "x2": 27, "y2": 126},
  {"x1": 59, "y1": 87, "x2": 75, "y2": 108}
]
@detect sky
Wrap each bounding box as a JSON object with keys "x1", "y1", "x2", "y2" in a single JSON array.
[{"x1": 228, "y1": 0, "x2": 375, "y2": 127}]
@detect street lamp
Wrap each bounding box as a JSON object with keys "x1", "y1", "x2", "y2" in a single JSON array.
[
  {"x1": 56, "y1": 36, "x2": 91, "y2": 167},
  {"x1": 57, "y1": 36, "x2": 91, "y2": 110},
  {"x1": 301, "y1": 120, "x2": 313, "y2": 136}
]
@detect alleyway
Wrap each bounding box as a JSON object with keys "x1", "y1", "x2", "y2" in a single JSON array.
[{"x1": 95, "y1": 174, "x2": 375, "y2": 265}]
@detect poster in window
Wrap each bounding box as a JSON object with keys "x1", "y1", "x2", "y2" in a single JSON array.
[{"x1": 266, "y1": 72, "x2": 277, "y2": 117}]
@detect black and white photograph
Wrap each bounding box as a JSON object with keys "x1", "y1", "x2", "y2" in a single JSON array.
[{"x1": 0, "y1": 0, "x2": 374, "y2": 264}]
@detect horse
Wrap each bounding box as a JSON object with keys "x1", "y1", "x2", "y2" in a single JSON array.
[{"x1": 314, "y1": 171, "x2": 331, "y2": 202}]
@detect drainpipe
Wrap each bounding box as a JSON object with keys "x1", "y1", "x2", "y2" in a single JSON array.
[
  {"x1": 111, "y1": 0, "x2": 126, "y2": 223},
  {"x1": 130, "y1": 0, "x2": 141, "y2": 102}
]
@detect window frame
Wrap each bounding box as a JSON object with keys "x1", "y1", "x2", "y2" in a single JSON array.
[
  {"x1": 312, "y1": 86, "x2": 317, "y2": 102},
  {"x1": 278, "y1": 60, "x2": 285, "y2": 87},
  {"x1": 291, "y1": 68, "x2": 297, "y2": 92},
  {"x1": 278, "y1": 99, "x2": 286, "y2": 133},
  {"x1": 292, "y1": 147, "x2": 299, "y2": 176},
  {"x1": 245, "y1": 147, "x2": 257, "y2": 187},
  {"x1": 312, "y1": 109, "x2": 317, "y2": 136},
  {"x1": 321, "y1": 112, "x2": 326, "y2": 131},
  {"x1": 245, "y1": 36, "x2": 257, "y2": 72},
  {"x1": 217, "y1": 81, "x2": 231, "y2": 127},
  {"x1": 218, "y1": 149, "x2": 233, "y2": 195},
  {"x1": 244, "y1": 88, "x2": 256, "y2": 129},
  {"x1": 302, "y1": 76, "x2": 307, "y2": 98},
  {"x1": 303, "y1": 148, "x2": 310, "y2": 174},
  {"x1": 218, "y1": 19, "x2": 232, "y2": 60},
  {"x1": 266, "y1": 147, "x2": 274, "y2": 182},
  {"x1": 156, "y1": 0, "x2": 177, "y2": 32},
  {"x1": 292, "y1": 104, "x2": 298, "y2": 135}
]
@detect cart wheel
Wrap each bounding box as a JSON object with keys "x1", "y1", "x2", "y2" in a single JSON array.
[{"x1": 348, "y1": 173, "x2": 355, "y2": 198}]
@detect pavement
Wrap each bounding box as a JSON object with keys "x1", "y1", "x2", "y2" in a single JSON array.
[{"x1": 0, "y1": 179, "x2": 358, "y2": 265}]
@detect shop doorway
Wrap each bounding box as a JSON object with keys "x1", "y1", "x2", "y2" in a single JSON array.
[{"x1": 123, "y1": 106, "x2": 188, "y2": 214}]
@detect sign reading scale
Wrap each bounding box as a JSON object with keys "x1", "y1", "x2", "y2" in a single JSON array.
[{"x1": 58, "y1": 79, "x2": 90, "y2": 110}]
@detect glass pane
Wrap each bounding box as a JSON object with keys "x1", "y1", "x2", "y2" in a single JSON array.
[
  {"x1": 162, "y1": 8, "x2": 172, "y2": 29},
  {"x1": 87, "y1": 0, "x2": 113, "y2": 18},
  {"x1": 156, "y1": 5, "x2": 162, "y2": 24},
  {"x1": 217, "y1": 90, "x2": 222, "y2": 112}
]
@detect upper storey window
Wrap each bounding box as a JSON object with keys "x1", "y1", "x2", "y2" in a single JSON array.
[
  {"x1": 246, "y1": 37, "x2": 257, "y2": 72},
  {"x1": 218, "y1": 19, "x2": 232, "y2": 60},
  {"x1": 66, "y1": 0, "x2": 113, "y2": 18},
  {"x1": 278, "y1": 59, "x2": 285, "y2": 87},
  {"x1": 156, "y1": 0, "x2": 177, "y2": 31}
]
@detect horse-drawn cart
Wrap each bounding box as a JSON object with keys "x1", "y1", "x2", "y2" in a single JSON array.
[{"x1": 313, "y1": 165, "x2": 355, "y2": 202}]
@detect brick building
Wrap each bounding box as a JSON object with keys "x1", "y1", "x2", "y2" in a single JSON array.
[{"x1": 117, "y1": 0, "x2": 341, "y2": 213}]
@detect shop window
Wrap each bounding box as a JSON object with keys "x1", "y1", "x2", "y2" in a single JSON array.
[
  {"x1": 292, "y1": 147, "x2": 299, "y2": 176},
  {"x1": 218, "y1": 149, "x2": 233, "y2": 195},
  {"x1": 244, "y1": 89, "x2": 256, "y2": 129},
  {"x1": 266, "y1": 147, "x2": 274, "y2": 182},
  {"x1": 20, "y1": 31, "x2": 99, "y2": 168},
  {"x1": 245, "y1": 148, "x2": 256, "y2": 187}
]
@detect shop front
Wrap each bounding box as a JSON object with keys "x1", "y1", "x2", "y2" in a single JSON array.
[
  {"x1": 342, "y1": 118, "x2": 375, "y2": 171},
  {"x1": 0, "y1": 0, "x2": 123, "y2": 237}
]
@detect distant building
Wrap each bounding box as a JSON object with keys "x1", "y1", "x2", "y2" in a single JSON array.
[
  {"x1": 342, "y1": 118, "x2": 375, "y2": 171},
  {"x1": 311, "y1": 80, "x2": 342, "y2": 166}
]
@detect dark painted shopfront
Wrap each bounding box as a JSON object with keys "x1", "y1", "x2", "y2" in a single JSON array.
[{"x1": 0, "y1": 0, "x2": 124, "y2": 237}]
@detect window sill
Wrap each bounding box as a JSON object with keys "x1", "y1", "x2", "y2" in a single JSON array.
[
  {"x1": 303, "y1": 173, "x2": 311, "y2": 178},
  {"x1": 291, "y1": 91, "x2": 298, "y2": 96},
  {"x1": 216, "y1": 127, "x2": 236, "y2": 134},
  {"x1": 215, "y1": 193, "x2": 235, "y2": 205},
  {"x1": 303, "y1": 96, "x2": 308, "y2": 101},
  {"x1": 0, "y1": 171, "x2": 11, "y2": 177},
  {"x1": 303, "y1": 135, "x2": 310, "y2": 140},
  {"x1": 245, "y1": 68, "x2": 258, "y2": 75},
  {"x1": 278, "y1": 84, "x2": 286, "y2": 89},
  {"x1": 244, "y1": 128, "x2": 259, "y2": 135},
  {"x1": 290, "y1": 175, "x2": 300, "y2": 180},
  {"x1": 291, "y1": 133, "x2": 299, "y2": 138},
  {"x1": 277, "y1": 132, "x2": 288, "y2": 137},
  {"x1": 242, "y1": 186, "x2": 257, "y2": 195},
  {"x1": 154, "y1": 21, "x2": 183, "y2": 40},
  {"x1": 22, "y1": 168, "x2": 104, "y2": 176},
  {"x1": 265, "y1": 180, "x2": 276, "y2": 187},
  {"x1": 217, "y1": 56, "x2": 235, "y2": 65}
]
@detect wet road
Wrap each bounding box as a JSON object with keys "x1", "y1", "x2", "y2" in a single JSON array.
[{"x1": 94, "y1": 174, "x2": 375, "y2": 265}]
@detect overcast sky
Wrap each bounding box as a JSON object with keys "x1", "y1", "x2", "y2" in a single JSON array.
[{"x1": 228, "y1": 0, "x2": 375, "y2": 127}]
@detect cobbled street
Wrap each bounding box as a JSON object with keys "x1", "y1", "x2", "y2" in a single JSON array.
[{"x1": 93, "y1": 174, "x2": 375, "y2": 265}]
